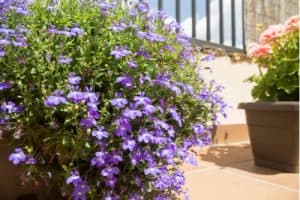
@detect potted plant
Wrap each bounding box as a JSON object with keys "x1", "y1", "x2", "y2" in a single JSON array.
[
  {"x1": 0, "y1": 0, "x2": 226, "y2": 199},
  {"x1": 239, "y1": 16, "x2": 299, "y2": 172}
]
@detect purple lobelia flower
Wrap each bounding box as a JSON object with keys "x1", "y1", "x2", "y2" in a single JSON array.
[
  {"x1": 122, "y1": 107, "x2": 142, "y2": 120},
  {"x1": 168, "y1": 106, "x2": 182, "y2": 127},
  {"x1": 0, "y1": 48, "x2": 5, "y2": 57},
  {"x1": 122, "y1": 138, "x2": 136, "y2": 151},
  {"x1": 192, "y1": 123, "x2": 205, "y2": 135},
  {"x1": 91, "y1": 151, "x2": 107, "y2": 167},
  {"x1": 67, "y1": 91, "x2": 88, "y2": 104},
  {"x1": 110, "y1": 46, "x2": 132, "y2": 59},
  {"x1": 144, "y1": 167, "x2": 161, "y2": 177},
  {"x1": 101, "y1": 166, "x2": 120, "y2": 178},
  {"x1": 66, "y1": 171, "x2": 82, "y2": 186},
  {"x1": 72, "y1": 182, "x2": 90, "y2": 200},
  {"x1": 68, "y1": 73, "x2": 82, "y2": 85},
  {"x1": 79, "y1": 117, "x2": 97, "y2": 129},
  {"x1": 138, "y1": 128, "x2": 154, "y2": 144},
  {"x1": 0, "y1": 82, "x2": 11, "y2": 90},
  {"x1": 70, "y1": 26, "x2": 84, "y2": 36},
  {"x1": 0, "y1": 38, "x2": 10, "y2": 45},
  {"x1": 25, "y1": 155, "x2": 36, "y2": 165},
  {"x1": 136, "y1": 48, "x2": 151, "y2": 59},
  {"x1": 143, "y1": 104, "x2": 156, "y2": 115},
  {"x1": 133, "y1": 93, "x2": 152, "y2": 106},
  {"x1": 105, "y1": 176, "x2": 118, "y2": 188},
  {"x1": 127, "y1": 61, "x2": 137, "y2": 68},
  {"x1": 116, "y1": 74, "x2": 133, "y2": 88},
  {"x1": 110, "y1": 21, "x2": 127, "y2": 32},
  {"x1": 92, "y1": 126, "x2": 109, "y2": 140},
  {"x1": 111, "y1": 93, "x2": 128, "y2": 109},
  {"x1": 44, "y1": 95, "x2": 67, "y2": 107},
  {"x1": 58, "y1": 55, "x2": 73, "y2": 64},
  {"x1": 155, "y1": 74, "x2": 170, "y2": 86},
  {"x1": 8, "y1": 148, "x2": 26, "y2": 165},
  {"x1": 114, "y1": 116, "x2": 132, "y2": 137}
]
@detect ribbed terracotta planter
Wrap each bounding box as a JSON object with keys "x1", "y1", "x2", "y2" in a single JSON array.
[{"x1": 239, "y1": 102, "x2": 299, "y2": 172}]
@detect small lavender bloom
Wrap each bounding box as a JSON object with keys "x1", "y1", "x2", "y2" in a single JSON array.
[
  {"x1": 11, "y1": 6, "x2": 29, "y2": 15},
  {"x1": 137, "y1": 2, "x2": 149, "y2": 13},
  {"x1": 66, "y1": 171, "x2": 82, "y2": 185},
  {"x1": 122, "y1": 108, "x2": 142, "y2": 120},
  {"x1": 184, "y1": 190, "x2": 190, "y2": 200},
  {"x1": 164, "y1": 45, "x2": 175, "y2": 52},
  {"x1": 168, "y1": 84, "x2": 181, "y2": 95},
  {"x1": 0, "y1": 49, "x2": 5, "y2": 57},
  {"x1": 8, "y1": 148, "x2": 26, "y2": 165},
  {"x1": 58, "y1": 55, "x2": 73, "y2": 64},
  {"x1": 114, "y1": 117, "x2": 132, "y2": 136},
  {"x1": 144, "y1": 167, "x2": 160, "y2": 177},
  {"x1": 12, "y1": 37, "x2": 27, "y2": 47},
  {"x1": 111, "y1": 97, "x2": 128, "y2": 109},
  {"x1": 127, "y1": 61, "x2": 137, "y2": 68},
  {"x1": 1, "y1": 101, "x2": 16, "y2": 113},
  {"x1": 68, "y1": 73, "x2": 81, "y2": 85},
  {"x1": 105, "y1": 176, "x2": 117, "y2": 188},
  {"x1": 145, "y1": 32, "x2": 166, "y2": 42},
  {"x1": 25, "y1": 155, "x2": 36, "y2": 165},
  {"x1": 92, "y1": 126, "x2": 109, "y2": 140},
  {"x1": 0, "y1": 82, "x2": 11, "y2": 90},
  {"x1": 136, "y1": 48, "x2": 151, "y2": 59},
  {"x1": 168, "y1": 107, "x2": 182, "y2": 127},
  {"x1": 192, "y1": 123, "x2": 205, "y2": 135},
  {"x1": 67, "y1": 91, "x2": 87, "y2": 103},
  {"x1": 116, "y1": 74, "x2": 133, "y2": 88},
  {"x1": 44, "y1": 95, "x2": 67, "y2": 107},
  {"x1": 70, "y1": 27, "x2": 84, "y2": 36},
  {"x1": 96, "y1": 2, "x2": 116, "y2": 15},
  {"x1": 201, "y1": 53, "x2": 215, "y2": 62},
  {"x1": 79, "y1": 117, "x2": 97, "y2": 129},
  {"x1": 110, "y1": 46, "x2": 132, "y2": 59},
  {"x1": 133, "y1": 94, "x2": 151, "y2": 106},
  {"x1": 155, "y1": 74, "x2": 170, "y2": 86},
  {"x1": 101, "y1": 166, "x2": 120, "y2": 178},
  {"x1": 91, "y1": 152, "x2": 107, "y2": 167},
  {"x1": 110, "y1": 21, "x2": 127, "y2": 32},
  {"x1": 138, "y1": 128, "x2": 153, "y2": 143},
  {"x1": 108, "y1": 153, "x2": 123, "y2": 165},
  {"x1": 0, "y1": 38, "x2": 10, "y2": 45},
  {"x1": 122, "y1": 138, "x2": 136, "y2": 151},
  {"x1": 87, "y1": 106, "x2": 100, "y2": 119},
  {"x1": 143, "y1": 104, "x2": 156, "y2": 115}
]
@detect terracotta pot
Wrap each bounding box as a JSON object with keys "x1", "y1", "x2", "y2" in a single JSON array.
[{"x1": 238, "y1": 102, "x2": 299, "y2": 172}]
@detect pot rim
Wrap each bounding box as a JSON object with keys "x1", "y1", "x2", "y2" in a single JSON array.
[{"x1": 238, "y1": 101, "x2": 299, "y2": 111}]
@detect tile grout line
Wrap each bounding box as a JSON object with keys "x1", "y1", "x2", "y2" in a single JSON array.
[{"x1": 220, "y1": 169, "x2": 299, "y2": 193}]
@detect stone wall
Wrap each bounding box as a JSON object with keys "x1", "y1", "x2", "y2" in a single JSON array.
[{"x1": 244, "y1": 0, "x2": 299, "y2": 46}]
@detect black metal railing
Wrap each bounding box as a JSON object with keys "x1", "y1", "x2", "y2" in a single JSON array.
[{"x1": 149, "y1": 0, "x2": 245, "y2": 53}]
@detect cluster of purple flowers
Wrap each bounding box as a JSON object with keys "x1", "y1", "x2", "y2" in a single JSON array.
[
  {"x1": 48, "y1": 24, "x2": 84, "y2": 37},
  {"x1": 8, "y1": 148, "x2": 36, "y2": 165},
  {"x1": 0, "y1": 0, "x2": 228, "y2": 199}
]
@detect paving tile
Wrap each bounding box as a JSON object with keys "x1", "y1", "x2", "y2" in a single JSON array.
[
  {"x1": 185, "y1": 170, "x2": 299, "y2": 200},
  {"x1": 194, "y1": 143, "x2": 253, "y2": 167},
  {"x1": 224, "y1": 160, "x2": 299, "y2": 189}
]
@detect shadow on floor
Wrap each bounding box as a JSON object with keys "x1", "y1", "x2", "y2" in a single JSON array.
[{"x1": 196, "y1": 143, "x2": 284, "y2": 175}]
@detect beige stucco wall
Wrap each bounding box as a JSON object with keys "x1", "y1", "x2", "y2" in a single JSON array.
[{"x1": 201, "y1": 56, "x2": 259, "y2": 125}]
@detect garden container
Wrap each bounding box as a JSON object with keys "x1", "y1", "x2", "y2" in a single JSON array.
[{"x1": 238, "y1": 101, "x2": 299, "y2": 172}]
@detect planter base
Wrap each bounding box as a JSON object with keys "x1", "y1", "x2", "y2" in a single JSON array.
[
  {"x1": 239, "y1": 102, "x2": 299, "y2": 173},
  {"x1": 254, "y1": 158, "x2": 298, "y2": 172}
]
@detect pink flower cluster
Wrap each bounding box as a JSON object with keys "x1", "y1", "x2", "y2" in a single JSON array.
[{"x1": 249, "y1": 15, "x2": 299, "y2": 58}]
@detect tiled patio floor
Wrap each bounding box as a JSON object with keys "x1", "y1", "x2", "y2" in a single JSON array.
[{"x1": 182, "y1": 143, "x2": 299, "y2": 200}]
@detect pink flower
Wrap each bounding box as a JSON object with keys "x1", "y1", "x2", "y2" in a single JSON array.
[
  {"x1": 284, "y1": 15, "x2": 299, "y2": 33},
  {"x1": 248, "y1": 42, "x2": 272, "y2": 58},
  {"x1": 259, "y1": 24, "x2": 284, "y2": 44}
]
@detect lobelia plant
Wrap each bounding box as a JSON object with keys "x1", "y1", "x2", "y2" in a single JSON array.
[
  {"x1": 248, "y1": 15, "x2": 299, "y2": 101},
  {"x1": 0, "y1": 0, "x2": 226, "y2": 199}
]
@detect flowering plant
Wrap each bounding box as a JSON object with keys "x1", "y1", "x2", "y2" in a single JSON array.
[
  {"x1": 248, "y1": 16, "x2": 299, "y2": 101},
  {"x1": 0, "y1": 0, "x2": 226, "y2": 199}
]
